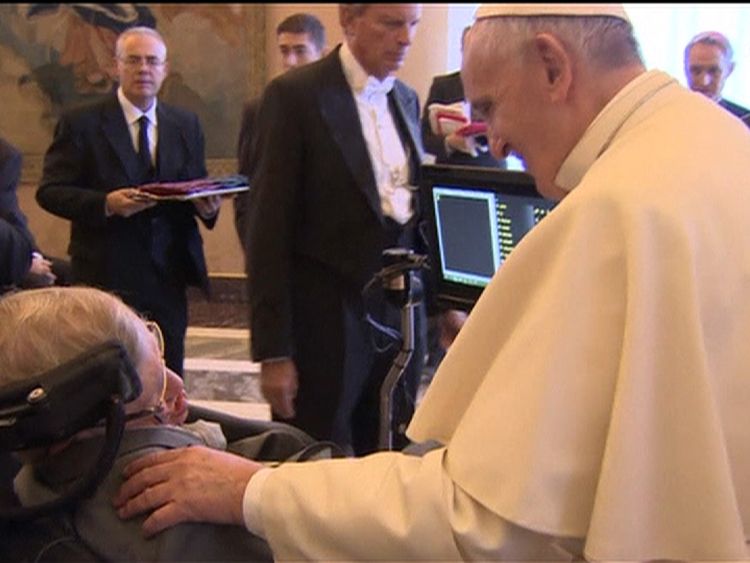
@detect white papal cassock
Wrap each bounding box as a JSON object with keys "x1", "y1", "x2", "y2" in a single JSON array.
[{"x1": 248, "y1": 70, "x2": 750, "y2": 561}]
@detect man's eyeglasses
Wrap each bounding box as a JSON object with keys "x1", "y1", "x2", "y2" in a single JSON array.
[
  {"x1": 120, "y1": 55, "x2": 166, "y2": 68},
  {"x1": 124, "y1": 320, "x2": 168, "y2": 423},
  {"x1": 145, "y1": 320, "x2": 165, "y2": 359}
]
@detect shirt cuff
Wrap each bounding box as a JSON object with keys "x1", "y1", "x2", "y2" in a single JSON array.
[{"x1": 242, "y1": 466, "x2": 273, "y2": 538}]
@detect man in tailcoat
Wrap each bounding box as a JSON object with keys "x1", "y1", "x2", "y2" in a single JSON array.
[{"x1": 247, "y1": 4, "x2": 426, "y2": 454}]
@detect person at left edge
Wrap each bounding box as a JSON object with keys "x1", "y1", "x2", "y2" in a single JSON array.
[{"x1": 36, "y1": 26, "x2": 221, "y2": 377}]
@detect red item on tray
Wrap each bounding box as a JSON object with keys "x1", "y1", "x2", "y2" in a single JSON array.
[{"x1": 137, "y1": 179, "x2": 224, "y2": 196}]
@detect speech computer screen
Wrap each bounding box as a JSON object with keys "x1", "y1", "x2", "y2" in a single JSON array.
[{"x1": 422, "y1": 165, "x2": 556, "y2": 310}]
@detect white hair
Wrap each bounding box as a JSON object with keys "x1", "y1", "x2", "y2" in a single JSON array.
[
  {"x1": 0, "y1": 287, "x2": 152, "y2": 385},
  {"x1": 465, "y1": 15, "x2": 643, "y2": 72}
]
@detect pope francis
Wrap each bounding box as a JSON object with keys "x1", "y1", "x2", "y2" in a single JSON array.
[{"x1": 114, "y1": 4, "x2": 750, "y2": 561}]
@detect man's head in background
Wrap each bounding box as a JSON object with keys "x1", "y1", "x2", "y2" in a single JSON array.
[
  {"x1": 684, "y1": 31, "x2": 735, "y2": 102},
  {"x1": 339, "y1": 4, "x2": 422, "y2": 80},
  {"x1": 277, "y1": 13, "x2": 326, "y2": 71},
  {"x1": 115, "y1": 26, "x2": 169, "y2": 111}
]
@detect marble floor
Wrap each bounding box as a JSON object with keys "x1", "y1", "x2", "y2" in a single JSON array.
[
  {"x1": 184, "y1": 277, "x2": 435, "y2": 422},
  {"x1": 183, "y1": 326, "x2": 268, "y2": 418},
  {"x1": 183, "y1": 326, "x2": 434, "y2": 420},
  {"x1": 183, "y1": 277, "x2": 269, "y2": 416}
]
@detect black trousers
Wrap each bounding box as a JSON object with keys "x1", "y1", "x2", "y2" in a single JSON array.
[{"x1": 71, "y1": 253, "x2": 188, "y2": 377}]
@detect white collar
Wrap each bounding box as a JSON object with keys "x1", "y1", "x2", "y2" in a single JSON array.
[
  {"x1": 117, "y1": 86, "x2": 158, "y2": 125},
  {"x1": 555, "y1": 70, "x2": 677, "y2": 192}
]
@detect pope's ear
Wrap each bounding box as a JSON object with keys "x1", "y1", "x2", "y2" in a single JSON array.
[{"x1": 532, "y1": 32, "x2": 573, "y2": 101}]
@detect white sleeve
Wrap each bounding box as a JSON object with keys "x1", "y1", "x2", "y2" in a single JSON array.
[
  {"x1": 257, "y1": 447, "x2": 579, "y2": 561},
  {"x1": 241, "y1": 466, "x2": 273, "y2": 538}
]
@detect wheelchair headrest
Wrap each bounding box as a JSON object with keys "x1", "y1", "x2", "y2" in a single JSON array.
[{"x1": 0, "y1": 340, "x2": 141, "y2": 451}]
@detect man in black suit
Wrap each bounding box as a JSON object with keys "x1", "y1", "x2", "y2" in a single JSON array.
[
  {"x1": 247, "y1": 4, "x2": 425, "y2": 455},
  {"x1": 421, "y1": 71, "x2": 508, "y2": 166},
  {"x1": 421, "y1": 26, "x2": 506, "y2": 167},
  {"x1": 234, "y1": 13, "x2": 326, "y2": 253},
  {"x1": 684, "y1": 31, "x2": 750, "y2": 126},
  {"x1": 0, "y1": 136, "x2": 61, "y2": 288},
  {"x1": 36, "y1": 26, "x2": 221, "y2": 376},
  {"x1": 0, "y1": 217, "x2": 33, "y2": 290}
]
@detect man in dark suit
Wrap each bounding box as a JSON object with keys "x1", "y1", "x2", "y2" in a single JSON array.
[
  {"x1": 247, "y1": 4, "x2": 426, "y2": 455},
  {"x1": 0, "y1": 136, "x2": 61, "y2": 288},
  {"x1": 421, "y1": 70, "x2": 508, "y2": 167},
  {"x1": 0, "y1": 217, "x2": 33, "y2": 290},
  {"x1": 234, "y1": 13, "x2": 326, "y2": 253},
  {"x1": 421, "y1": 26, "x2": 506, "y2": 168},
  {"x1": 684, "y1": 31, "x2": 750, "y2": 126},
  {"x1": 36, "y1": 26, "x2": 221, "y2": 376}
]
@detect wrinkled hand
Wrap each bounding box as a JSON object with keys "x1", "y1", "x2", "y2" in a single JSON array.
[
  {"x1": 106, "y1": 188, "x2": 156, "y2": 218},
  {"x1": 193, "y1": 194, "x2": 222, "y2": 219},
  {"x1": 27, "y1": 253, "x2": 56, "y2": 286},
  {"x1": 260, "y1": 359, "x2": 298, "y2": 419},
  {"x1": 113, "y1": 446, "x2": 263, "y2": 537},
  {"x1": 438, "y1": 309, "x2": 468, "y2": 350}
]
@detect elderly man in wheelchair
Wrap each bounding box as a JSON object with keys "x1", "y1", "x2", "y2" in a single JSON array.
[{"x1": 0, "y1": 286, "x2": 324, "y2": 561}]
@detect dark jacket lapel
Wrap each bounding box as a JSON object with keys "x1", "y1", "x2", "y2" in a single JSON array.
[
  {"x1": 155, "y1": 104, "x2": 184, "y2": 180},
  {"x1": 100, "y1": 96, "x2": 141, "y2": 184},
  {"x1": 317, "y1": 47, "x2": 383, "y2": 222},
  {"x1": 389, "y1": 82, "x2": 425, "y2": 182}
]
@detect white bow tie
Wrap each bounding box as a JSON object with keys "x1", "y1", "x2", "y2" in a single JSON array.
[{"x1": 362, "y1": 76, "x2": 395, "y2": 101}]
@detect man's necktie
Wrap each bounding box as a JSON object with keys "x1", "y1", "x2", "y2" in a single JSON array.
[{"x1": 137, "y1": 115, "x2": 154, "y2": 182}]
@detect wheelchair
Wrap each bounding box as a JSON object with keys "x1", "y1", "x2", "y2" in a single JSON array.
[{"x1": 0, "y1": 341, "x2": 330, "y2": 561}]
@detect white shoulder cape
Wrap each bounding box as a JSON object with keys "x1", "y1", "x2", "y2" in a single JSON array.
[{"x1": 410, "y1": 81, "x2": 750, "y2": 560}]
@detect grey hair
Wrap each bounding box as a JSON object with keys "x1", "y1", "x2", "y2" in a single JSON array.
[
  {"x1": 339, "y1": 3, "x2": 370, "y2": 31},
  {"x1": 340, "y1": 4, "x2": 369, "y2": 18},
  {"x1": 115, "y1": 26, "x2": 167, "y2": 59},
  {"x1": 684, "y1": 31, "x2": 733, "y2": 65},
  {"x1": 0, "y1": 287, "x2": 151, "y2": 385},
  {"x1": 465, "y1": 15, "x2": 643, "y2": 72}
]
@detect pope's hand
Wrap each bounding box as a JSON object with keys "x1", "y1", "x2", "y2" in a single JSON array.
[{"x1": 113, "y1": 446, "x2": 263, "y2": 537}]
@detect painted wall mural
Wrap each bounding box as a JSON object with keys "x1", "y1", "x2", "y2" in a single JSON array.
[{"x1": 0, "y1": 3, "x2": 265, "y2": 159}]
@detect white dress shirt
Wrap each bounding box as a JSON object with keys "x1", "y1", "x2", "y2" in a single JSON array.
[
  {"x1": 338, "y1": 41, "x2": 414, "y2": 225},
  {"x1": 117, "y1": 86, "x2": 158, "y2": 167}
]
